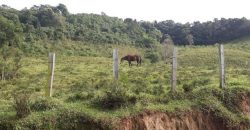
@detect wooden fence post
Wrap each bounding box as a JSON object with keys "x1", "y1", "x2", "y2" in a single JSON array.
[
  {"x1": 163, "y1": 43, "x2": 167, "y2": 63},
  {"x1": 48, "y1": 52, "x2": 55, "y2": 97},
  {"x1": 1, "y1": 66, "x2": 4, "y2": 81},
  {"x1": 219, "y1": 44, "x2": 225, "y2": 88},
  {"x1": 113, "y1": 49, "x2": 118, "y2": 80},
  {"x1": 171, "y1": 47, "x2": 177, "y2": 91}
]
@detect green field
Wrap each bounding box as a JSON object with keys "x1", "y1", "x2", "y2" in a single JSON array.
[{"x1": 1, "y1": 38, "x2": 250, "y2": 129}]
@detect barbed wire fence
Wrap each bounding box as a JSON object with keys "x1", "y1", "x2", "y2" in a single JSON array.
[{"x1": 10, "y1": 43, "x2": 250, "y2": 97}]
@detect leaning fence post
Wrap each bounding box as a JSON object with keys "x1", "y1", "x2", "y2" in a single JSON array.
[
  {"x1": 219, "y1": 44, "x2": 225, "y2": 88},
  {"x1": 113, "y1": 49, "x2": 118, "y2": 80},
  {"x1": 171, "y1": 47, "x2": 177, "y2": 91},
  {"x1": 48, "y1": 52, "x2": 55, "y2": 97}
]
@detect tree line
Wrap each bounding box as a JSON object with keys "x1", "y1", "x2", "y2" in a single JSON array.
[{"x1": 1, "y1": 3, "x2": 250, "y2": 48}]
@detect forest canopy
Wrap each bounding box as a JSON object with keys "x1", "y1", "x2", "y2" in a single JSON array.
[{"x1": 1, "y1": 4, "x2": 250, "y2": 47}]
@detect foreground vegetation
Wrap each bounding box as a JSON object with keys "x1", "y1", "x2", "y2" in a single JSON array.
[{"x1": 0, "y1": 38, "x2": 250, "y2": 129}]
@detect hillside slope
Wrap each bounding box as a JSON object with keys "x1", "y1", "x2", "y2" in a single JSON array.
[{"x1": 1, "y1": 37, "x2": 250, "y2": 129}]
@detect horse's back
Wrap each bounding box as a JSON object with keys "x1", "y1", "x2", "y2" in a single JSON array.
[{"x1": 124, "y1": 54, "x2": 141, "y2": 61}]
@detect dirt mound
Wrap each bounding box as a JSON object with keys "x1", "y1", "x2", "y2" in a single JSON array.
[{"x1": 117, "y1": 110, "x2": 248, "y2": 130}]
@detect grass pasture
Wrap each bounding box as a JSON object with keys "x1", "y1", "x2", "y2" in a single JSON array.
[{"x1": 1, "y1": 39, "x2": 250, "y2": 129}]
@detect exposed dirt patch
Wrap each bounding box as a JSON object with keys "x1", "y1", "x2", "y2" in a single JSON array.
[
  {"x1": 117, "y1": 110, "x2": 249, "y2": 130},
  {"x1": 238, "y1": 95, "x2": 250, "y2": 116}
]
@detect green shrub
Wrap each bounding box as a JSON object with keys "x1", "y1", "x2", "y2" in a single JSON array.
[
  {"x1": 67, "y1": 92, "x2": 94, "y2": 102},
  {"x1": 161, "y1": 91, "x2": 187, "y2": 103},
  {"x1": 13, "y1": 94, "x2": 31, "y2": 118},
  {"x1": 191, "y1": 86, "x2": 223, "y2": 100},
  {"x1": 145, "y1": 51, "x2": 160, "y2": 63},
  {"x1": 56, "y1": 110, "x2": 107, "y2": 130},
  {"x1": 92, "y1": 86, "x2": 136, "y2": 109},
  {"x1": 137, "y1": 93, "x2": 159, "y2": 105},
  {"x1": 216, "y1": 87, "x2": 250, "y2": 112},
  {"x1": 152, "y1": 84, "x2": 165, "y2": 95},
  {"x1": 179, "y1": 78, "x2": 211, "y2": 93},
  {"x1": 30, "y1": 97, "x2": 61, "y2": 111},
  {"x1": 182, "y1": 83, "x2": 193, "y2": 93},
  {"x1": 0, "y1": 121, "x2": 14, "y2": 130}
]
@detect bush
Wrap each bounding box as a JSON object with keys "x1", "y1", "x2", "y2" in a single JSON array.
[
  {"x1": 137, "y1": 93, "x2": 159, "y2": 105},
  {"x1": 30, "y1": 97, "x2": 61, "y2": 111},
  {"x1": 216, "y1": 87, "x2": 250, "y2": 113},
  {"x1": 0, "y1": 47, "x2": 23, "y2": 80},
  {"x1": 182, "y1": 84, "x2": 193, "y2": 93},
  {"x1": 145, "y1": 51, "x2": 160, "y2": 63},
  {"x1": 161, "y1": 91, "x2": 187, "y2": 103},
  {"x1": 0, "y1": 121, "x2": 14, "y2": 130},
  {"x1": 152, "y1": 84, "x2": 165, "y2": 95},
  {"x1": 67, "y1": 92, "x2": 94, "y2": 102},
  {"x1": 13, "y1": 94, "x2": 31, "y2": 118},
  {"x1": 181, "y1": 78, "x2": 211, "y2": 92},
  {"x1": 92, "y1": 86, "x2": 136, "y2": 109},
  {"x1": 56, "y1": 110, "x2": 107, "y2": 130}
]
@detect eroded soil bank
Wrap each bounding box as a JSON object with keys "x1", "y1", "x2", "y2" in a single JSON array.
[
  {"x1": 115, "y1": 91, "x2": 250, "y2": 130},
  {"x1": 117, "y1": 110, "x2": 249, "y2": 130},
  {"x1": 239, "y1": 95, "x2": 250, "y2": 117}
]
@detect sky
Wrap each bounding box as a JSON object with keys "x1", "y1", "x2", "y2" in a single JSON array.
[{"x1": 1, "y1": 0, "x2": 250, "y2": 23}]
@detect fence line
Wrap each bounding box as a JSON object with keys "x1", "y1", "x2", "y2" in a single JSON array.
[{"x1": 7, "y1": 45, "x2": 250, "y2": 97}]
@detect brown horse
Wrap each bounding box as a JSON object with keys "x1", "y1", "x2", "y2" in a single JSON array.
[{"x1": 121, "y1": 55, "x2": 142, "y2": 66}]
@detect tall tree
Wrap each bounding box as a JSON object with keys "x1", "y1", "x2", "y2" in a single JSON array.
[
  {"x1": 0, "y1": 14, "x2": 23, "y2": 80},
  {"x1": 161, "y1": 34, "x2": 174, "y2": 64},
  {"x1": 186, "y1": 34, "x2": 194, "y2": 46}
]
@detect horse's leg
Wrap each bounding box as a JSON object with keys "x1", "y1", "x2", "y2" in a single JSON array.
[{"x1": 129, "y1": 61, "x2": 131, "y2": 67}]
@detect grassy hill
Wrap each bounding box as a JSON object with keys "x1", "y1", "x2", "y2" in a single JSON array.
[{"x1": 1, "y1": 38, "x2": 250, "y2": 129}]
